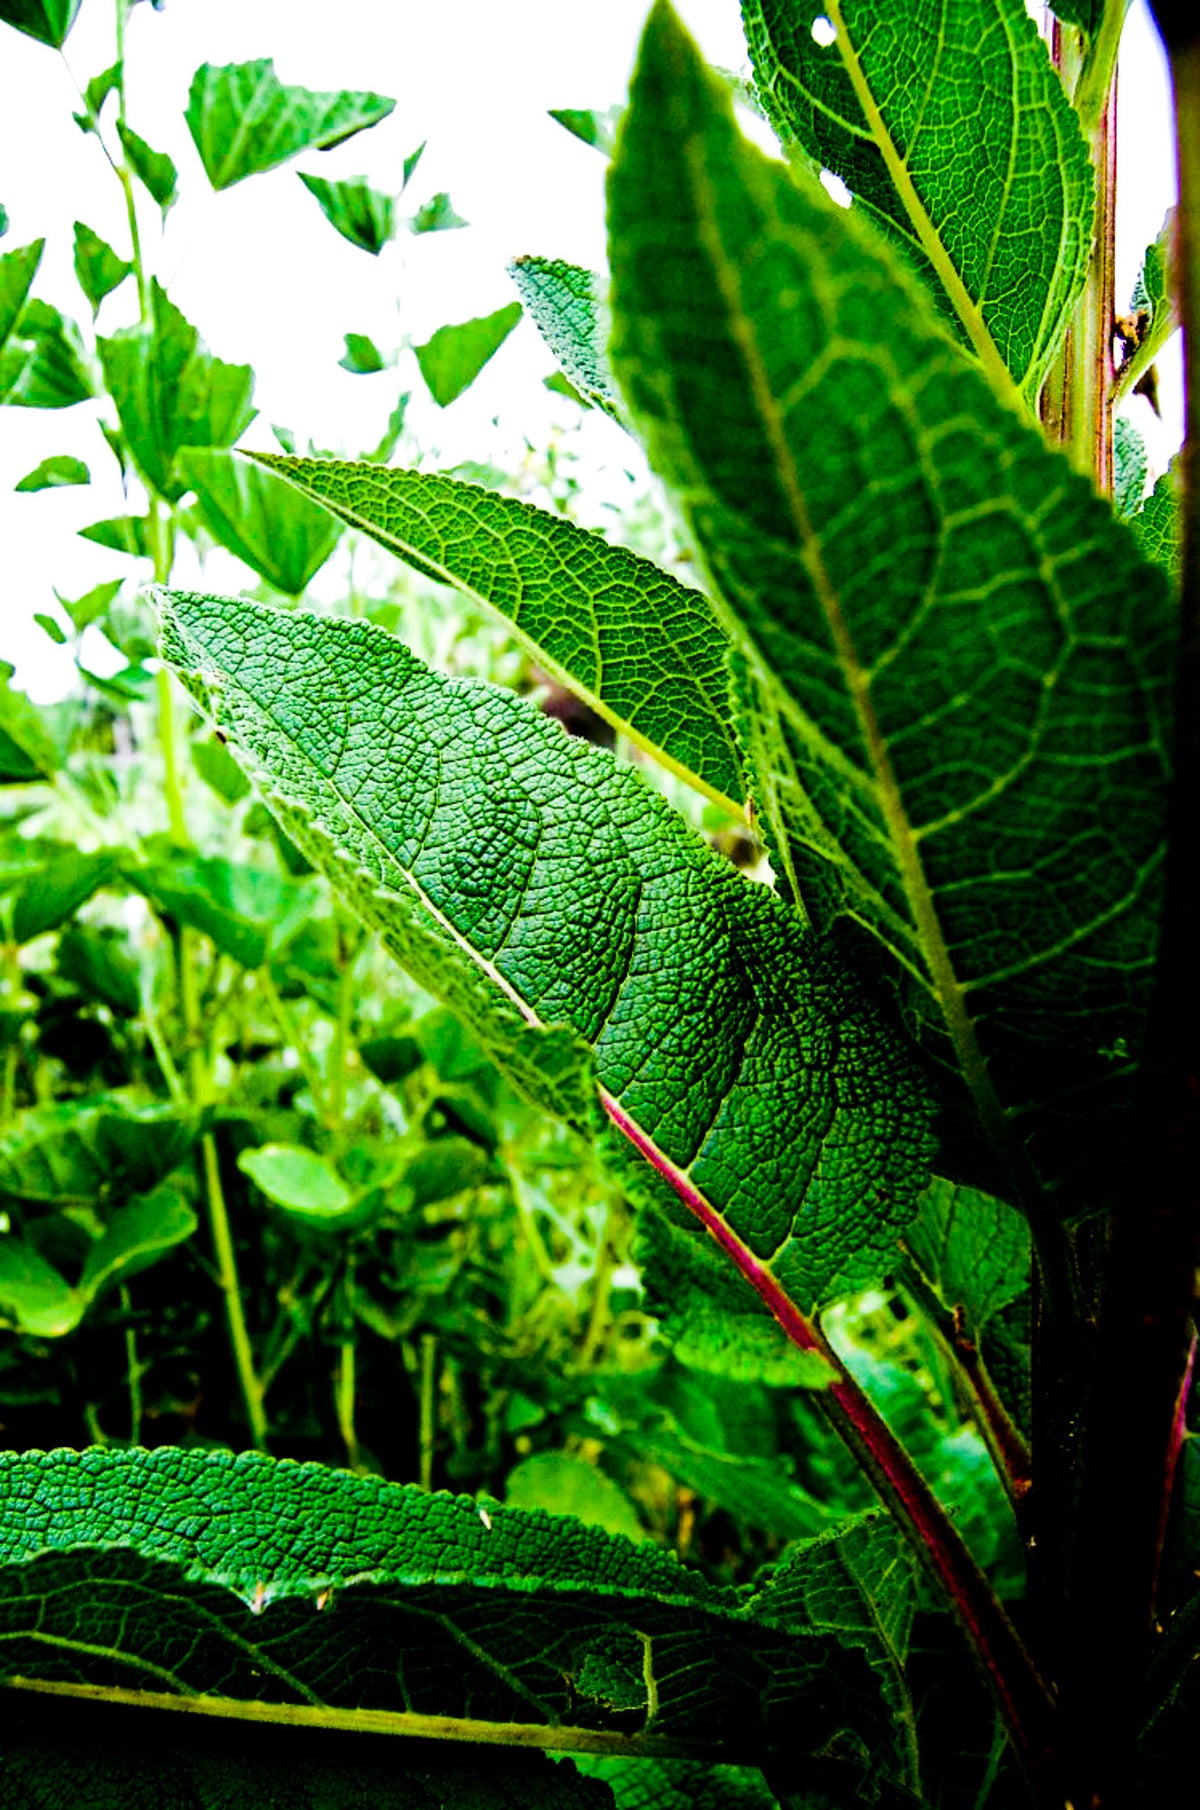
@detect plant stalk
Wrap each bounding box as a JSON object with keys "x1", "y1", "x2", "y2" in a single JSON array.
[{"x1": 418, "y1": 1331, "x2": 437, "y2": 1491}]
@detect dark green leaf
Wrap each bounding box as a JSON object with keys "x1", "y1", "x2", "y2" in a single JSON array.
[
  {"x1": 128, "y1": 847, "x2": 316, "y2": 969},
  {"x1": 78, "y1": 1184, "x2": 198, "y2": 1300},
  {"x1": 339, "y1": 331, "x2": 386, "y2": 373},
  {"x1": 0, "y1": 203, "x2": 7, "y2": 236},
  {"x1": 0, "y1": 0, "x2": 81, "y2": 48},
  {"x1": 508, "y1": 258, "x2": 624, "y2": 421},
  {"x1": 83, "y1": 59, "x2": 122, "y2": 119},
  {"x1": 0, "y1": 297, "x2": 93, "y2": 407},
  {"x1": 0, "y1": 663, "x2": 62, "y2": 782},
  {"x1": 115, "y1": 119, "x2": 178, "y2": 212},
  {"x1": 78, "y1": 513, "x2": 152, "y2": 557},
  {"x1": 73, "y1": 219, "x2": 132, "y2": 313},
  {"x1": 185, "y1": 60, "x2": 396, "y2": 189},
  {"x1": 191, "y1": 732, "x2": 252, "y2": 803},
  {"x1": 0, "y1": 1237, "x2": 81, "y2": 1335},
  {"x1": 0, "y1": 1446, "x2": 895, "y2": 1771},
  {"x1": 414, "y1": 302, "x2": 522, "y2": 406},
  {"x1": 99, "y1": 280, "x2": 255, "y2": 500},
  {"x1": 0, "y1": 238, "x2": 43, "y2": 350},
  {"x1": 740, "y1": 0, "x2": 1094, "y2": 400},
  {"x1": 358, "y1": 1033, "x2": 423, "y2": 1084},
  {"x1": 0, "y1": 1098, "x2": 195, "y2": 1206},
  {"x1": 903, "y1": 1177, "x2": 1030, "y2": 1335},
  {"x1": 159, "y1": 591, "x2": 932, "y2": 1309},
  {"x1": 11, "y1": 848, "x2": 116, "y2": 944},
  {"x1": 608, "y1": 2, "x2": 1173, "y2": 1207},
  {"x1": 549, "y1": 106, "x2": 624, "y2": 157},
  {"x1": 14, "y1": 453, "x2": 89, "y2": 492},
  {"x1": 298, "y1": 172, "x2": 396, "y2": 253},
  {"x1": 178, "y1": 446, "x2": 342, "y2": 594},
  {"x1": 409, "y1": 190, "x2": 468, "y2": 234},
  {"x1": 1048, "y1": 0, "x2": 1105, "y2": 33},
  {"x1": 56, "y1": 922, "x2": 141, "y2": 1016},
  {"x1": 250, "y1": 456, "x2": 744, "y2": 810}
]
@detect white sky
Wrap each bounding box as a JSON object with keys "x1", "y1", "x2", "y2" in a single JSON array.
[{"x1": 0, "y1": 0, "x2": 1182, "y2": 700}]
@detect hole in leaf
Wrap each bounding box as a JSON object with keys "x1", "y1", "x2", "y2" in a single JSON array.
[
  {"x1": 811, "y1": 15, "x2": 837, "y2": 46},
  {"x1": 820, "y1": 169, "x2": 853, "y2": 208}
]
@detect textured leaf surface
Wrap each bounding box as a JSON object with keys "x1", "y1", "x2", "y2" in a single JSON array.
[
  {"x1": 0, "y1": 1448, "x2": 890, "y2": 1766},
  {"x1": 99, "y1": 282, "x2": 254, "y2": 501},
  {"x1": 508, "y1": 258, "x2": 624, "y2": 420},
  {"x1": 741, "y1": 0, "x2": 1093, "y2": 399},
  {"x1": 1133, "y1": 464, "x2": 1180, "y2": 590},
  {"x1": 0, "y1": 1696, "x2": 615, "y2": 1809},
  {"x1": 608, "y1": 3, "x2": 1174, "y2": 1205},
  {"x1": 415, "y1": 303, "x2": 523, "y2": 406},
  {"x1": 178, "y1": 447, "x2": 342, "y2": 594},
  {"x1": 158, "y1": 590, "x2": 931, "y2": 1308},
  {"x1": 299, "y1": 173, "x2": 395, "y2": 253},
  {"x1": 13, "y1": 453, "x2": 89, "y2": 492},
  {"x1": 904, "y1": 1177, "x2": 1029, "y2": 1334},
  {"x1": 252, "y1": 455, "x2": 742, "y2": 808},
  {"x1": 570, "y1": 1756, "x2": 773, "y2": 1808},
  {"x1": 185, "y1": 61, "x2": 395, "y2": 190}
]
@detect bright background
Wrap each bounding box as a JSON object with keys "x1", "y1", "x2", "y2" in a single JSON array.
[{"x1": 0, "y1": 0, "x2": 1182, "y2": 698}]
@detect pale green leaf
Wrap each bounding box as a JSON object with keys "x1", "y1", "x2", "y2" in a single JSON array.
[
  {"x1": 505, "y1": 1453, "x2": 648, "y2": 1544},
  {"x1": 73, "y1": 220, "x2": 132, "y2": 314},
  {"x1": 158, "y1": 590, "x2": 932, "y2": 1309},
  {"x1": 340, "y1": 331, "x2": 386, "y2": 373},
  {"x1": 549, "y1": 106, "x2": 624, "y2": 157},
  {"x1": 192, "y1": 732, "x2": 252, "y2": 803},
  {"x1": 0, "y1": 237, "x2": 43, "y2": 350},
  {"x1": 178, "y1": 446, "x2": 342, "y2": 594},
  {"x1": 298, "y1": 172, "x2": 396, "y2": 253},
  {"x1": 740, "y1": 0, "x2": 1094, "y2": 399},
  {"x1": 414, "y1": 302, "x2": 522, "y2": 406},
  {"x1": 0, "y1": 0, "x2": 80, "y2": 48},
  {"x1": 903, "y1": 1176, "x2": 1030, "y2": 1335},
  {"x1": 186, "y1": 59, "x2": 396, "y2": 190},
  {"x1": 55, "y1": 576, "x2": 122, "y2": 630},
  {"x1": 608, "y1": 2, "x2": 1173, "y2": 1207},
  {"x1": 0, "y1": 297, "x2": 93, "y2": 407},
  {"x1": 671, "y1": 1313, "x2": 835, "y2": 1388},
  {"x1": 0, "y1": 1236, "x2": 82, "y2": 1335},
  {"x1": 402, "y1": 141, "x2": 426, "y2": 189},
  {"x1": 78, "y1": 513, "x2": 151, "y2": 557},
  {"x1": 0, "y1": 1446, "x2": 894, "y2": 1772},
  {"x1": 409, "y1": 190, "x2": 468, "y2": 234},
  {"x1": 569, "y1": 1758, "x2": 772, "y2": 1810},
  {"x1": 508, "y1": 258, "x2": 624, "y2": 421},
  {"x1": 249, "y1": 454, "x2": 744, "y2": 809},
  {"x1": 82, "y1": 59, "x2": 121, "y2": 119},
  {"x1": 78, "y1": 1184, "x2": 198, "y2": 1300},
  {"x1": 99, "y1": 280, "x2": 255, "y2": 500},
  {"x1": 116, "y1": 119, "x2": 178, "y2": 212},
  {"x1": 238, "y1": 1144, "x2": 354, "y2": 1216},
  {"x1": 14, "y1": 452, "x2": 89, "y2": 491}
]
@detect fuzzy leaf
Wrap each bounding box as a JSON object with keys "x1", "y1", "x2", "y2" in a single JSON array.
[
  {"x1": 186, "y1": 60, "x2": 395, "y2": 190},
  {"x1": 415, "y1": 303, "x2": 522, "y2": 406},
  {"x1": 158, "y1": 590, "x2": 932, "y2": 1309},
  {"x1": 740, "y1": 0, "x2": 1094, "y2": 400},
  {"x1": 608, "y1": 2, "x2": 1174, "y2": 1207},
  {"x1": 508, "y1": 258, "x2": 624, "y2": 421},
  {"x1": 1133, "y1": 464, "x2": 1180, "y2": 590},
  {"x1": 178, "y1": 446, "x2": 342, "y2": 594},
  {"x1": 250, "y1": 455, "x2": 743, "y2": 809},
  {"x1": 299, "y1": 173, "x2": 396, "y2": 253}
]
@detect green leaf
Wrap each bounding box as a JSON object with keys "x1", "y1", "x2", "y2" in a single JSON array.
[
  {"x1": 903, "y1": 1176, "x2": 1029, "y2": 1336},
  {"x1": 34, "y1": 610, "x2": 68, "y2": 643},
  {"x1": 55, "y1": 576, "x2": 122, "y2": 630},
  {"x1": 0, "y1": 1097, "x2": 195, "y2": 1206},
  {"x1": 0, "y1": 0, "x2": 80, "y2": 48},
  {"x1": 409, "y1": 190, "x2": 468, "y2": 234},
  {"x1": 671, "y1": 1314, "x2": 835, "y2": 1388},
  {"x1": 249, "y1": 456, "x2": 744, "y2": 810},
  {"x1": 185, "y1": 59, "x2": 396, "y2": 190},
  {"x1": 608, "y1": 2, "x2": 1173, "y2": 1207},
  {"x1": 1113, "y1": 415, "x2": 1148, "y2": 519},
  {"x1": 1133, "y1": 462, "x2": 1180, "y2": 590},
  {"x1": 14, "y1": 452, "x2": 89, "y2": 491},
  {"x1": 1115, "y1": 210, "x2": 1179, "y2": 408},
  {"x1": 0, "y1": 203, "x2": 7, "y2": 236},
  {"x1": 0, "y1": 1236, "x2": 82, "y2": 1335},
  {"x1": 549, "y1": 106, "x2": 624, "y2": 157},
  {"x1": 298, "y1": 172, "x2": 396, "y2": 253},
  {"x1": 0, "y1": 1446, "x2": 894, "y2": 1771},
  {"x1": 56, "y1": 922, "x2": 141, "y2": 1016},
  {"x1": 414, "y1": 302, "x2": 523, "y2": 406},
  {"x1": 1047, "y1": 1, "x2": 1105, "y2": 36},
  {"x1": 73, "y1": 220, "x2": 132, "y2": 314},
  {"x1": 127, "y1": 847, "x2": 316, "y2": 969},
  {"x1": 0, "y1": 297, "x2": 93, "y2": 407},
  {"x1": 99, "y1": 280, "x2": 255, "y2": 500},
  {"x1": 505, "y1": 1453, "x2": 648, "y2": 1544},
  {"x1": 82, "y1": 59, "x2": 121, "y2": 120},
  {"x1": 238, "y1": 1143, "x2": 355, "y2": 1218},
  {"x1": 11, "y1": 847, "x2": 116, "y2": 943},
  {"x1": 0, "y1": 1694, "x2": 615, "y2": 1810},
  {"x1": 340, "y1": 330, "x2": 387, "y2": 374},
  {"x1": 78, "y1": 512, "x2": 152, "y2": 557},
  {"x1": 158, "y1": 591, "x2": 932, "y2": 1309},
  {"x1": 178, "y1": 446, "x2": 342, "y2": 594},
  {"x1": 0, "y1": 662, "x2": 62, "y2": 782},
  {"x1": 0, "y1": 237, "x2": 43, "y2": 350},
  {"x1": 191, "y1": 732, "x2": 252, "y2": 803},
  {"x1": 508, "y1": 258, "x2": 624, "y2": 421},
  {"x1": 740, "y1": 0, "x2": 1094, "y2": 400},
  {"x1": 78, "y1": 1184, "x2": 198, "y2": 1300},
  {"x1": 115, "y1": 119, "x2": 178, "y2": 212},
  {"x1": 570, "y1": 1758, "x2": 772, "y2": 1810},
  {"x1": 402, "y1": 141, "x2": 426, "y2": 189}
]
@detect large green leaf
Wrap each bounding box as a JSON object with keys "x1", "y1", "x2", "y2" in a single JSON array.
[
  {"x1": 10, "y1": 847, "x2": 116, "y2": 943},
  {"x1": 185, "y1": 60, "x2": 395, "y2": 190},
  {"x1": 0, "y1": 0, "x2": 79, "y2": 48},
  {"x1": 77, "y1": 1184, "x2": 198, "y2": 1301},
  {"x1": 508, "y1": 258, "x2": 625, "y2": 421},
  {"x1": 99, "y1": 281, "x2": 255, "y2": 500},
  {"x1": 250, "y1": 455, "x2": 743, "y2": 809},
  {"x1": 0, "y1": 1097, "x2": 195, "y2": 1208},
  {"x1": 298, "y1": 173, "x2": 396, "y2": 253},
  {"x1": 903, "y1": 1177, "x2": 1029, "y2": 1336},
  {"x1": 0, "y1": 298, "x2": 93, "y2": 407},
  {"x1": 740, "y1": 0, "x2": 1093, "y2": 401},
  {"x1": 158, "y1": 591, "x2": 931, "y2": 1309},
  {"x1": 607, "y1": 2, "x2": 1173, "y2": 1207},
  {"x1": 179, "y1": 446, "x2": 342, "y2": 594},
  {"x1": 571, "y1": 1757, "x2": 773, "y2": 1808},
  {"x1": 0, "y1": 1448, "x2": 897, "y2": 1776},
  {"x1": 0, "y1": 238, "x2": 43, "y2": 350},
  {"x1": 127, "y1": 847, "x2": 317, "y2": 970},
  {"x1": 414, "y1": 303, "x2": 523, "y2": 406}
]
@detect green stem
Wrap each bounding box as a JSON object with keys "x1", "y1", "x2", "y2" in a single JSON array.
[
  {"x1": 113, "y1": 0, "x2": 148, "y2": 318},
  {"x1": 578, "y1": 1204, "x2": 618, "y2": 1370},
  {"x1": 419, "y1": 1331, "x2": 437, "y2": 1491},
  {"x1": 327, "y1": 910, "x2": 358, "y2": 1135},
  {"x1": 335, "y1": 1261, "x2": 361, "y2": 1472},
  {"x1": 256, "y1": 968, "x2": 328, "y2": 1123},
  {"x1": 1074, "y1": 0, "x2": 1128, "y2": 133},
  {"x1": 120, "y1": 1283, "x2": 142, "y2": 1444}
]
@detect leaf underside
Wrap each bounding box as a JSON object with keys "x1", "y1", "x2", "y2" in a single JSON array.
[{"x1": 507, "y1": 258, "x2": 625, "y2": 421}]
